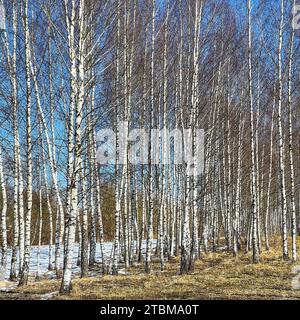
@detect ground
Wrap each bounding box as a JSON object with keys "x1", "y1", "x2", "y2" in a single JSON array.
[{"x1": 1, "y1": 237, "x2": 300, "y2": 300}]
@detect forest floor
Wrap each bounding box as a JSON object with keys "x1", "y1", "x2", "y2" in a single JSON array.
[{"x1": 1, "y1": 237, "x2": 300, "y2": 300}]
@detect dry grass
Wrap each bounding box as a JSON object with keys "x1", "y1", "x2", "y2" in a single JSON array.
[{"x1": 1, "y1": 238, "x2": 300, "y2": 300}]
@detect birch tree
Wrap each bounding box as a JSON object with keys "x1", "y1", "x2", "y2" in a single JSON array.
[
  {"x1": 277, "y1": 0, "x2": 288, "y2": 261},
  {"x1": 19, "y1": 0, "x2": 33, "y2": 286},
  {"x1": 247, "y1": 0, "x2": 259, "y2": 264}
]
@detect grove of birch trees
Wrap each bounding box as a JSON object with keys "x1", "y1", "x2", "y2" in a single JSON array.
[{"x1": 0, "y1": 0, "x2": 300, "y2": 294}]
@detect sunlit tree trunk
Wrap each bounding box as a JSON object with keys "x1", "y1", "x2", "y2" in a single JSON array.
[
  {"x1": 265, "y1": 91, "x2": 276, "y2": 252},
  {"x1": 287, "y1": 3, "x2": 296, "y2": 261},
  {"x1": 233, "y1": 116, "x2": 244, "y2": 256},
  {"x1": 0, "y1": 143, "x2": 7, "y2": 268},
  {"x1": 61, "y1": 0, "x2": 85, "y2": 293},
  {"x1": 145, "y1": 0, "x2": 156, "y2": 274},
  {"x1": 19, "y1": 0, "x2": 33, "y2": 286},
  {"x1": 247, "y1": 0, "x2": 259, "y2": 263},
  {"x1": 111, "y1": 0, "x2": 122, "y2": 275},
  {"x1": 190, "y1": 0, "x2": 203, "y2": 269},
  {"x1": 277, "y1": 0, "x2": 288, "y2": 261},
  {"x1": 41, "y1": 132, "x2": 54, "y2": 270},
  {"x1": 8, "y1": 0, "x2": 23, "y2": 280}
]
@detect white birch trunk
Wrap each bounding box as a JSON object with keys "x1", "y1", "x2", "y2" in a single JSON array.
[
  {"x1": 247, "y1": 0, "x2": 259, "y2": 263},
  {"x1": 265, "y1": 94, "x2": 275, "y2": 252},
  {"x1": 111, "y1": 0, "x2": 122, "y2": 275},
  {"x1": 0, "y1": 143, "x2": 7, "y2": 268},
  {"x1": 41, "y1": 133, "x2": 54, "y2": 270},
  {"x1": 8, "y1": 0, "x2": 22, "y2": 280},
  {"x1": 145, "y1": 0, "x2": 156, "y2": 274},
  {"x1": 277, "y1": 0, "x2": 288, "y2": 261},
  {"x1": 19, "y1": 0, "x2": 33, "y2": 286},
  {"x1": 61, "y1": 0, "x2": 85, "y2": 293},
  {"x1": 288, "y1": 3, "x2": 296, "y2": 261}
]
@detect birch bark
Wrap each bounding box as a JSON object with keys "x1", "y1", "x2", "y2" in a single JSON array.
[
  {"x1": 247, "y1": 0, "x2": 259, "y2": 263},
  {"x1": 277, "y1": 0, "x2": 288, "y2": 261}
]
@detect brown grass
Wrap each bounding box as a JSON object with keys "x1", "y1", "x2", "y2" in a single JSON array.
[{"x1": 1, "y1": 238, "x2": 300, "y2": 300}]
